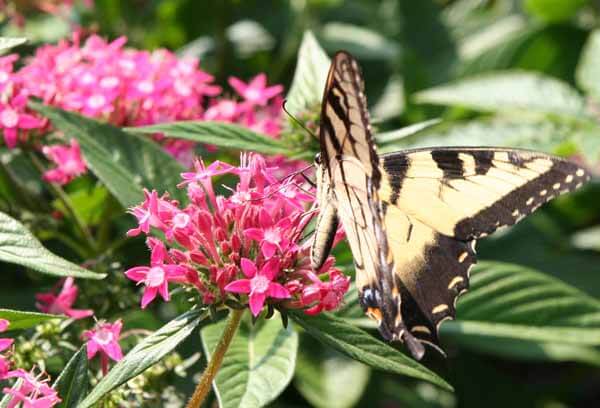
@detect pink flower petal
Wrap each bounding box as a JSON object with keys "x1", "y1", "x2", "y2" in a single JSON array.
[
  {"x1": 0, "y1": 338, "x2": 13, "y2": 352},
  {"x1": 248, "y1": 292, "x2": 266, "y2": 317},
  {"x1": 261, "y1": 241, "x2": 277, "y2": 258},
  {"x1": 240, "y1": 258, "x2": 257, "y2": 278},
  {"x1": 244, "y1": 228, "x2": 263, "y2": 241},
  {"x1": 3, "y1": 127, "x2": 17, "y2": 148},
  {"x1": 158, "y1": 280, "x2": 170, "y2": 301},
  {"x1": 104, "y1": 341, "x2": 123, "y2": 362},
  {"x1": 124, "y1": 266, "x2": 149, "y2": 282},
  {"x1": 65, "y1": 308, "x2": 94, "y2": 319},
  {"x1": 261, "y1": 258, "x2": 280, "y2": 280},
  {"x1": 224, "y1": 279, "x2": 251, "y2": 294},
  {"x1": 268, "y1": 282, "x2": 290, "y2": 299},
  {"x1": 86, "y1": 339, "x2": 99, "y2": 359},
  {"x1": 140, "y1": 286, "x2": 159, "y2": 308}
]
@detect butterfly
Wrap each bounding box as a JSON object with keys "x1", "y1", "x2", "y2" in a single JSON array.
[{"x1": 310, "y1": 51, "x2": 591, "y2": 360}]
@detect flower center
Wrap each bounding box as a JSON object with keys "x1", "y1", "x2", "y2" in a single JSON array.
[
  {"x1": 146, "y1": 266, "x2": 166, "y2": 287},
  {"x1": 173, "y1": 212, "x2": 190, "y2": 229},
  {"x1": 0, "y1": 108, "x2": 18, "y2": 128},
  {"x1": 263, "y1": 228, "x2": 280, "y2": 244},
  {"x1": 251, "y1": 275, "x2": 270, "y2": 293},
  {"x1": 245, "y1": 88, "x2": 261, "y2": 102},
  {"x1": 174, "y1": 79, "x2": 191, "y2": 96},
  {"x1": 94, "y1": 328, "x2": 114, "y2": 345},
  {"x1": 87, "y1": 94, "x2": 106, "y2": 109},
  {"x1": 138, "y1": 81, "x2": 154, "y2": 94},
  {"x1": 100, "y1": 76, "x2": 119, "y2": 89},
  {"x1": 63, "y1": 158, "x2": 80, "y2": 174},
  {"x1": 221, "y1": 101, "x2": 236, "y2": 116}
]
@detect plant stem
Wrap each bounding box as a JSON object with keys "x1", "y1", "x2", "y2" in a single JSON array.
[
  {"x1": 28, "y1": 152, "x2": 98, "y2": 253},
  {"x1": 186, "y1": 308, "x2": 244, "y2": 408}
]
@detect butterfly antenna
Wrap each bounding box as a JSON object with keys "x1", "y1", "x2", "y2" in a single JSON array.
[{"x1": 283, "y1": 100, "x2": 319, "y2": 140}]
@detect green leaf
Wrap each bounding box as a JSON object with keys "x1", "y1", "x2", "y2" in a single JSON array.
[
  {"x1": 441, "y1": 261, "x2": 600, "y2": 363},
  {"x1": 0, "y1": 211, "x2": 104, "y2": 279},
  {"x1": 415, "y1": 71, "x2": 587, "y2": 119},
  {"x1": 200, "y1": 314, "x2": 298, "y2": 408},
  {"x1": 53, "y1": 346, "x2": 89, "y2": 408},
  {"x1": 79, "y1": 309, "x2": 205, "y2": 408},
  {"x1": 53, "y1": 186, "x2": 110, "y2": 227},
  {"x1": 0, "y1": 309, "x2": 62, "y2": 330},
  {"x1": 524, "y1": 0, "x2": 589, "y2": 23},
  {"x1": 29, "y1": 102, "x2": 185, "y2": 208},
  {"x1": 294, "y1": 334, "x2": 370, "y2": 408},
  {"x1": 576, "y1": 29, "x2": 600, "y2": 100},
  {"x1": 286, "y1": 31, "x2": 331, "y2": 116},
  {"x1": 452, "y1": 337, "x2": 600, "y2": 367},
  {"x1": 0, "y1": 37, "x2": 27, "y2": 52},
  {"x1": 289, "y1": 311, "x2": 453, "y2": 391},
  {"x1": 376, "y1": 119, "x2": 441, "y2": 145},
  {"x1": 572, "y1": 225, "x2": 600, "y2": 251},
  {"x1": 126, "y1": 121, "x2": 289, "y2": 155},
  {"x1": 380, "y1": 117, "x2": 584, "y2": 155},
  {"x1": 320, "y1": 23, "x2": 400, "y2": 61}
]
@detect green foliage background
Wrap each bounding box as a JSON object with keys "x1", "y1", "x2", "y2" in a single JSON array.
[{"x1": 2, "y1": 0, "x2": 600, "y2": 407}]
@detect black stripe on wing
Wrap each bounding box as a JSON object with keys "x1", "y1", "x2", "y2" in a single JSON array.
[{"x1": 454, "y1": 159, "x2": 591, "y2": 239}]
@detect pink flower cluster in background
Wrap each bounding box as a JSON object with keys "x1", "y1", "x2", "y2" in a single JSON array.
[
  {"x1": 0, "y1": 319, "x2": 13, "y2": 380},
  {"x1": 0, "y1": 320, "x2": 61, "y2": 407},
  {"x1": 125, "y1": 154, "x2": 349, "y2": 317},
  {"x1": 0, "y1": 34, "x2": 284, "y2": 184}
]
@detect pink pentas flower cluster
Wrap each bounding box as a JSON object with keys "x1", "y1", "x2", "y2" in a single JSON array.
[
  {"x1": 3, "y1": 369, "x2": 61, "y2": 408},
  {"x1": 0, "y1": 319, "x2": 13, "y2": 380},
  {"x1": 0, "y1": 34, "x2": 284, "y2": 184},
  {"x1": 125, "y1": 154, "x2": 350, "y2": 317},
  {"x1": 0, "y1": 320, "x2": 61, "y2": 407}
]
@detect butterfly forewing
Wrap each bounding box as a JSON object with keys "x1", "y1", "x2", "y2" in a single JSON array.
[
  {"x1": 380, "y1": 147, "x2": 591, "y2": 240},
  {"x1": 319, "y1": 52, "x2": 380, "y2": 184}
]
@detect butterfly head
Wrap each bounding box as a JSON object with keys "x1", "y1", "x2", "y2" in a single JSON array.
[{"x1": 314, "y1": 152, "x2": 322, "y2": 166}]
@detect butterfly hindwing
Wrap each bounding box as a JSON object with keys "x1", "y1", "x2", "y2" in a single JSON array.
[
  {"x1": 383, "y1": 204, "x2": 475, "y2": 351},
  {"x1": 330, "y1": 156, "x2": 425, "y2": 358}
]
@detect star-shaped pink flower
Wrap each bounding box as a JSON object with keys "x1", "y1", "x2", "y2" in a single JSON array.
[
  {"x1": 127, "y1": 189, "x2": 178, "y2": 237},
  {"x1": 82, "y1": 319, "x2": 123, "y2": 375},
  {"x1": 0, "y1": 94, "x2": 43, "y2": 148},
  {"x1": 42, "y1": 139, "x2": 87, "y2": 185},
  {"x1": 228, "y1": 73, "x2": 283, "y2": 106},
  {"x1": 225, "y1": 258, "x2": 290, "y2": 316},
  {"x1": 125, "y1": 239, "x2": 188, "y2": 308},
  {"x1": 35, "y1": 277, "x2": 93, "y2": 320},
  {"x1": 179, "y1": 159, "x2": 234, "y2": 187},
  {"x1": 244, "y1": 209, "x2": 292, "y2": 258}
]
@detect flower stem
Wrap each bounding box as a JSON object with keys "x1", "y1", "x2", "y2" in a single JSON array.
[
  {"x1": 28, "y1": 151, "x2": 98, "y2": 254},
  {"x1": 186, "y1": 308, "x2": 244, "y2": 408}
]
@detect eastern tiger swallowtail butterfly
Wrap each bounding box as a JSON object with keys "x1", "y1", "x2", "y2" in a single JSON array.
[{"x1": 310, "y1": 51, "x2": 591, "y2": 360}]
